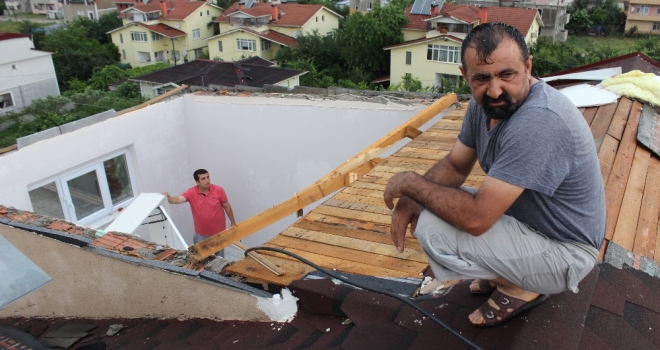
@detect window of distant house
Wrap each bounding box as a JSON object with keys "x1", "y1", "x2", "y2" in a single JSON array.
[
  {"x1": 200, "y1": 11, "x2": 203, "y2": 16},
  {"x1": 322, "y1": 15, "x2": 325, "y2": 22},
  {"x1": 637, "y1": 5, "x2": 650, "y2": 14},
  {"x1": 316, "y1": 16, "x2": 318, "y2": 22},
  {"x1": 88, "y1": 11, "x2": 94, "y2": 20},
  {"x1": 367, "y1": 2, "x2": 372, "y2": 10},
  {"x1": 11, "y1": 64, "x2": 17, "y2": 70},
  {"x1": 406, "y1": 51, "x2": 412, "y2": 65},
  {"x1": 119, "y1": 33, "x2": 123, "y2": 43},
  {"x1": 218, "y1": 40, "x2": 223, "y2": 52},
  {"x1": 131, "y1": 31, "x2": 148, "y2": 42},
  {"x1": 152, "y1": 32, "x2": 163, "y2": 41},
  {"x1": 192, "y1": 29, "x2": 201, "y2": 40},
  {"x1": 427, "y1": 44, "x2": 460, "y2": 63},
  {"x1": 0, "y1": 92, "x2": 14, "y2": 109},
  {"x1": 261, "y1": 39, "x2": 271, "y2": 51},
  {"x1": 28, "y1": 151, "x2": 137, "y2": 227},
  {"x1": 122, "y1": 50, "x2": 126, "y2": 59},
  {"x1": 207, "y1": 10, "x2": 210, "y2": 15},
  {"x1": 236, "y1": 38, "x2": 256, "y2": 51},
  {"x1": 654, "y1": 22, "x2": 660, "y2": 30},
  {"x1": 657, "y1": 8, "x2": 660, "y2": 15}
]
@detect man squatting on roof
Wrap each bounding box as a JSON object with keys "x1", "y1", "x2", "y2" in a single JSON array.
[
  {"x1": 383, "y1": 23, "x2": 606, "y2": 327},
  {"x1": 163, "y1": 169, "x2": 236, "y2": 258}
]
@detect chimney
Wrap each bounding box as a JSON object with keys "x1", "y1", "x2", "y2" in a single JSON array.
[
  {"x1": 271, "y1": 1, "x2": 279, "y2": 21},
  {"x1": 159, "y1": 0, "x2": 167, "y2": 15},
  {"x1": 238, "y1": 3, "x2": 244, "y2": 10},
  {"x1": 478, "y1": 6, "x2": 487, "y2": 24},
  {"x1": 430, "y1": 1, "x2": 439, "y2": 17}
]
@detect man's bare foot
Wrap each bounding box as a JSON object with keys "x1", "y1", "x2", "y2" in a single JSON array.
[
  {"x1": 468, "y1": 287, "x2": 541, "y2": 326},
  {"x1": 469, "y1": 279, "x2": 495, "y2": 294}
]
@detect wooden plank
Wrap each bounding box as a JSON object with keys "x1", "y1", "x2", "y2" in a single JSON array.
[
  {"x1": 301, "y1": 94, "x2": 458, "y2": 193},
  {"x1": 313, "y1": 205, "x2": 392, "y2": 225},
  {"x1": 281, "y1": 226, "x2": 428, "y2": 263},
  {"x1": 225, "y1": 255, "x2": 316, "y2": 286},
  {"x1": 611, "y1": 146, "x2": 651, "y2": 251},
  {"x1": 266, "y1": 235, "x2": 427, "y2": 274},
  {"x1": 405, "y1": 139, "x2": 457, "y2": 151},
  {"x1": 349, "y1": 181, "x2": 386, "y2": 191},
  {"x1": 387, "y1": 156, "x2": 440, "y2": 166},
  {"x1": 0, "y1": 144, "x2": 17, "y2": 155},
  {"x1": 606, "y1": 97, "x2": 633, "y2": 141},
  {"x1": 581, "y1": 106, "x2": 599, "y2": 126},
  {"x1": 332, "y1": 192, "x2": 389, "y2": 208},
  {"x1": 604, "y1": 101, "x2": 643, "y2": 241},
  {"x1": 232, "y1": 242, "x2": 285, "y2": 276},
  {"x1": 259, "y1": 244, "x2": 420, "y2": 279},
  {"x1": 293, "y1": 218, "x2": 422, "y2": 251},
  {"x1": 405, "y1": 126, "x2": 423, "y2": 139},
  {"x1": 632, "y1": 156, "x2": 660, "y2": 257},
  {"x1": 303, "y1": 212, "x2": 391, "y2": 234},
  {"x1": 189, "y1": 159, "x2": 380, "y2": 260},
  {"x1": 323, "y1": 198, "x2": 392, "y2": 215},
  {"x1": 597, "y1": 134, "x2": 619, "y2": 185},
  {"x1": 589, "y1": 102, "x2": 618, "y2": 152},
  {"x1": 341, "y1": 186, "x2": 384, "y2": 198}
]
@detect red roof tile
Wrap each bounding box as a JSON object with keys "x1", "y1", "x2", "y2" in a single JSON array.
[
  {"x1": 239, "y1": 27, "x2": 298, "y2": 47},
  {"x1": 136, "y1": 22, "x2": 186, "y2": 38},
  {"x1": 216, "y1": 2, "x2": 330, "y2": 28},
  {"x1": 123, "y1": 1, "x2": 208, "y2": 20},
  {"x1": 384, "y1": 34, "x2": 463, "y2": 50},
  {"x1": 0, "y1": 32, "x2": 31, "y2": 42},
  {"x1": 404, "y1": 4, "x2": 539, "y2": 36}
]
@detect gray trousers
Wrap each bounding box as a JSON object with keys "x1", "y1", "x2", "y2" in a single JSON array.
[
  {"x1": 193, "y1": 233, "x2": 225, "y2": 258},
  {"x1": 415, "y1": 188, "x2": 598, "y2": 295}
]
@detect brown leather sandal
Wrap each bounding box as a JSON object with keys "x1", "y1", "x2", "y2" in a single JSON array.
[
  {"x1": 470, "y1": 279, "x2": 496, "y2": 295},
  {"x1": 471, "y1": 290, "x2": 548, "y2": 328}
]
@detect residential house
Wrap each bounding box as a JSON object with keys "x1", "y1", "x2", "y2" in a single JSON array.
[
  {"x1": 206, "y1": 0, "x2": 342, "y2": 62},
  {"x1": 454, "y1": 0, "x2": 570, "y2": 42},
  {"x1": 384, "y1": 3, "x2": 542, "y2": 88},
  {"x1": 4, "y1": 0, "x2": 30, "y2": 14},
  {"x1": 348, "y1": 0, "x2": 388, "y2": 13},
  {"x1": 624, "y1": 0, "x2": 660, "y2": 34},
  {"x1": 61, "y1": 0, "x2": 117, "y2": 22},
  {"x1": 0, "y1": 32, "x2": 60, "y2": 115},
  {"x1": 108, "y1": 0, "x2": 224, "y2": 67},
  {"x1": 130, "y1": 57, "x2": 306, "y2": 98},
  {"x1": 30, "y1": 0, "x2": 63, "y2": 19}
]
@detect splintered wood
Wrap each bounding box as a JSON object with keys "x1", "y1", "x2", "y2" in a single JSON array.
[{"x1": 226, "y1": 103, "x2": 483, "y2": 285}]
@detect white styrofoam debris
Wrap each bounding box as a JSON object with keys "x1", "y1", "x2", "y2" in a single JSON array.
[{"x1": 256, "y1": 288, "x2": 299, "y2": 323}]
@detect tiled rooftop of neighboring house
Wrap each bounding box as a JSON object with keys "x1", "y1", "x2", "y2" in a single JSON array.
[
  {"x1": 216, "y1": 2, "x2": 335, "y2": 28},
  {"x1": 129, "y1": 58, "x2": 306, "y2": 88},
  {"x1": 120, "y1": 0, "x2": 209, "y2": 20},
  {"x1": 136, "y1": 22, "x2": 186, "y2": 38},
  {"x1": 0, "y1": 32, "x2": 31, "y2": 42},
  {"x1": 403, "y1": 4, "x2": 540, "y2": 36}
]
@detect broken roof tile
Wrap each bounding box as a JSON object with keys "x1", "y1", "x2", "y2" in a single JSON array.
[{"x1": 340, "y1": 290, "x2": 404, "y2": 326}]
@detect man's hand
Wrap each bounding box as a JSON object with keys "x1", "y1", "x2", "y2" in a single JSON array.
[
  {"x1": 162, "y1": 192, "x2": 186, "y2": 204},
  {"x1": 384, "y1": 172, "x2": 423, "y2": 253}
]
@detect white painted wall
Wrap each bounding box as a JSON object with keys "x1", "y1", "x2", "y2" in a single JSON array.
[{"x1": 0, "y1": 94, "x2": 448, "y2": 247}]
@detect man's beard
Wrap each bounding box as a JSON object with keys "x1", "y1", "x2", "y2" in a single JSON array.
[{"x1": 482, "y1": 92, "x2": 519, "y2": 120}]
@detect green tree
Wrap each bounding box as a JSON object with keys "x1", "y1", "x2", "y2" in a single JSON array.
[
  {"x1": 275, "y1": 30, "x2": 343, "y2": 80},
  {"x1": 18, "y1": 20, "x2": 45, "y2": 49},
  {"x1": 566, "y1": 9, "x2": 592, "y2": 35},
  {"x1": 88, "y1": 65, "x2": 130, "y2": 91},
  {"x1": 68, "y1": 12, "x2": 122, "y2": 45},
  {"x1": 334, "y1": 0, "x2": 408, "y2": 78},
  {"x1": 633, "y1": 36, "x2": 660, "y2": 61},
  {"x1": 215, "y1": 0, "x2": 233, "y2": 10},
  {"x1": 529, "y1": 36, "x2": 585, "y2": 76},
  {"x1": 42, "y1": 26, "x2": 120, "y2": 89}
]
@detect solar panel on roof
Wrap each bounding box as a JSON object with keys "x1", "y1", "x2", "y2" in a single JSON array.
[
  {"x1": 245, "y1": 0, "x2": 255, "y2": 8},
  {"x1": 410, "y1": 0, "x2": 441, "y2": 15}
]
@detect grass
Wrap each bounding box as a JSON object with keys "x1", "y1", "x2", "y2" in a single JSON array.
[
  {"x1": 13, "y1": 13, "x2": 48, "y2": 20},
  {"x1": 0, "y1": 18, "x2": 56, "y2": 33},
  {"x1": 565, "y1": 35, "x2": 639, "y2": 54}
]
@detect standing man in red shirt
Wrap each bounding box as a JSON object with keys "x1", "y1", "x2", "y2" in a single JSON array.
[{"x1": 163, "y1": 169, "x2": 237, "y2": 258}]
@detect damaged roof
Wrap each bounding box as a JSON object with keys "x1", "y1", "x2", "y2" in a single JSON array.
[{"x1": 129, "y1": 59, "x2": 306, "y2": 88}]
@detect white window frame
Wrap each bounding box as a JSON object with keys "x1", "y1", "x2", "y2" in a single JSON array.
[
  {"x1": 322, "y1": 15, "x2": 325, "y2": 22},
  {"x1": 152, "y1": 32, "x2": 163, "y2": 41},
  {"x1": 122, "y1": 49, "x2": 126, "y2": 59},
  {"x1": 261, "y1": 39, "x2": 271, "y2": 51},
  {"x1": 218, "y1": 40, "x2": 223, "y2": 52},
  {"x1": 657, "y1": 7, "x2": 660, "y2": 15},
  {"x1": 88, "y1": 11, "x2": 94, "y2": 20},
  {"x1": 1, "y1": 92, "x2": 15, "y2": 109},
  {"x1": 194, "y1": 48, "x2": 203, "y2": 58},
  {"x1": 119, "y1": 33, "x2": 123, "y2": 43},
  {"x1": 367, "y1": 2, "x2": 372, "y2": 10},
  {"x1": 637, "y1": 5, "x2": 650, "y2": 14},
  {"x1": 131, "y1": 31, "x2": 148, "y2": 42},
  {"x1": 427, "y1": 44, "x2": 461, "y2": 64},
  {"x1": 27, "y1": 150, "x2": 138, "y2": 227},
  {"x1": 236, "y1": 38, "x2": 256, "y2": 51},
  {"x1": 136, "y1": 51, "x2": 151, "y2": 63},
  {"x1": 405, "y1": 51, "x2": 411, "y2": 65},
  {"x1": 192, "y1": 28, "x2": 201, "y2": 40},
  {"x1": 654, "y1": 22, "x2": 660, "y2": 30}
]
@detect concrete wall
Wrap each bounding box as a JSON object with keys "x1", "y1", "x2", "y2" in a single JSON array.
[
  {"x1": 0, "y1": 94, "x2": 444, "y2": 248},
  {"x1": 0, "y1": 224, "x2": 269, "y2": 320}
]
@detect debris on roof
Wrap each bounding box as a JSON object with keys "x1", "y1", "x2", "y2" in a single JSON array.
[{"x1": 600, "y1": 70, "x2": 660, "y2": 106}]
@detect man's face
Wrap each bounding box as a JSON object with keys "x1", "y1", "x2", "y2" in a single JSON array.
[
  {"x1": 196, "y1": 173, "x2": 211, "y2": 190},
  {"x1": 459, "y1": 38, "x2": 533, "y2": 120}
]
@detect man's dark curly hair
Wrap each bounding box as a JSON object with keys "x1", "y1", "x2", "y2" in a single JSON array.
[{"x1": 460, "y1": 22, "x2": 530, "y2": 72}]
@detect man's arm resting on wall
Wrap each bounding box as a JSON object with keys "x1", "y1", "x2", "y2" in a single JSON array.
[
  {"x1": 223, "y1": 202, "x2": 237, "y2": 226},
  {"x1": 162, "y1": 192, "x2": 187, "y2": 204}
]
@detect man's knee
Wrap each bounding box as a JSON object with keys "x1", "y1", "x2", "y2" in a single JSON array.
[{"x1": 415, "y1": 210, "x2": 457, "y2": 256}]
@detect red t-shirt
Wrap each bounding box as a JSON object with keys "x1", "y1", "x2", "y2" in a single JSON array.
[{"x1": 182, "y1": 184, "x2": 228, "y2": 236}]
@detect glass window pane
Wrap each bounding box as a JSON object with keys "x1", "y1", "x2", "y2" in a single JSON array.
[
  {"x1": 28, "y1": 182, "x2": 65, "y2": 219},
  {"x1": 67, "y1": 170, "x2": 104, "y2": 220},
  {"x1": 103, "y1": 154, "x2": 134, "y2": 205}
]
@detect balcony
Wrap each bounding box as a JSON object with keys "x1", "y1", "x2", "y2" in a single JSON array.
[
  {"x1": 229, "y1": 17, "x2": 270, "y2": 28},
  {"x1": 33, "y1": 0, "x2": 57, "y2": 4}
]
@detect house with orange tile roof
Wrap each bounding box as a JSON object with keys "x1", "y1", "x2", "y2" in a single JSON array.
[
  {"x1": 107, "y1": 0, "x2": 224, "y2": 67},
  {"x1": 384, "y1": 3, "x2": 542, "y2": 88},
  {"x1": 206, "y1": 0, "x2": 342, "y2": 62}
]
